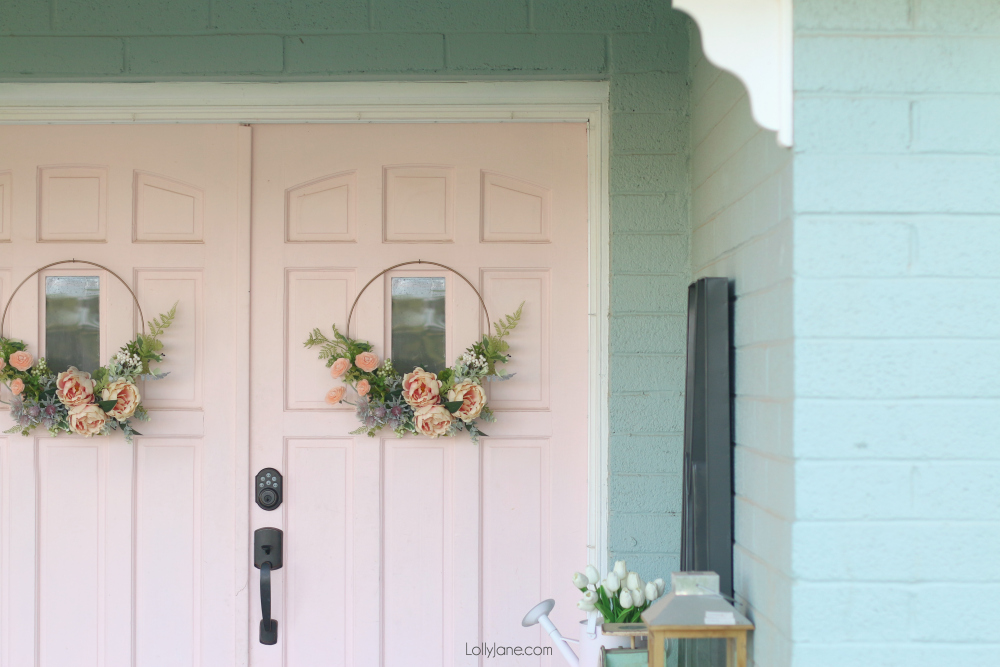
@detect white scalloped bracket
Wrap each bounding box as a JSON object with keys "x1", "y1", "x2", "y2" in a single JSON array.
[{"x1": 675, "y1": 0, "x2": 793, "y2": 147}]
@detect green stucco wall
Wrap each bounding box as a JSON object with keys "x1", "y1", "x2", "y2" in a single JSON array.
[{"x1": 0, "y1": 1, "x2": 693, "y2": 575}]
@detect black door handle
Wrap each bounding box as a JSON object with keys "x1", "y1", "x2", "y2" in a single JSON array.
[
  {"x1": 254, "y1": 528, "x2": 283, "y2": 645},
  {"x1": 260, "y1": 561, "x2": 277, "y2": 644}
]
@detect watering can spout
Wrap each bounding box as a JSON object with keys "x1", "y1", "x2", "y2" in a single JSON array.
[{"x1": 522, "y1": 600, "x2": 580, "y2": 667}]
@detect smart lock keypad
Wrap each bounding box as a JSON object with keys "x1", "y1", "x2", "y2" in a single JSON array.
[{"x1": 256, "y1": 468, "x2": 283, "y2": 510}]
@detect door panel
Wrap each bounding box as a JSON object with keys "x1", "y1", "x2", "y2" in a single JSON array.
[
  {"x1": 250, "y1": 123, "x2": 589, "y2": 667},
  {"x1": 0, "y1": 125, "x2": 248, "y2": 667}
]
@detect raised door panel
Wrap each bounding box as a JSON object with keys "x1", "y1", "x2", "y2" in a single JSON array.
[
  {"x1": 481, "y1": 171, "x2": 551, "y2": 243},
  {"x1": 134, "y1": 438, "x2": 201, "y2": 667},
  {"x1": 284, "y1": 438, "x2": 353, "y2": 666},
  {"x1": 383, "y1": 166, "x2": 455, "y2": 243},
  {"x1": 136, "y1": 270, "x2": 204, "y2": 410},
  {"x1": 285, "y1": 269, "x2": 355, "y2": 411},
  {"x1": 481, "y1": 270, "x2": 551, "y2": 410},
  {"x1": 37, "y1": 439, "x2": 105, "y2": 667},
  {"x1": 133, "y1": 171, "x2": 205, "y2": 243},
  {"x1": 286, "y1": 171, "x2": 357, "y2": 243},
  {"x1": 37, "y1": 166, "x2": 108, "y2": 243}
]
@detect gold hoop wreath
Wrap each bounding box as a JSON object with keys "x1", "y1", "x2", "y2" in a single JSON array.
[
  {"x1": 0, "y1": 259, "x2": 178, "y2": 442},
  {"x1": 305, "y1": 259, "x2": 523, "y2": 443}
]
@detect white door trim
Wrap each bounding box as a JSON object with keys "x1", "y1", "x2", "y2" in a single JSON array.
[{"x1": 0, "y1": 79, "x2": 611, "y2": 661}]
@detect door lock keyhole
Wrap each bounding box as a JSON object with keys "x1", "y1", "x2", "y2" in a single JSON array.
[{"x1": 256, "y1": 468, "x2": 283, "y2": 511}]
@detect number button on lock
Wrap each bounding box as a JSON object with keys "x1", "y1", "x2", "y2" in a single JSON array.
[{"x1": 255, "y1": 468, "x2": 283, "y2": 511}]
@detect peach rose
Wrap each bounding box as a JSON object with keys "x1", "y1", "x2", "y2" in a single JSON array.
[
  {"x1": 402, "y1": 367, "x2": 442, "y2": 408},
  {"x1": 356, "y1": 379, "x2": 370, "y2": 397},
  {"x1": 101, "y1": 379, "x2": 141, "y2": 420},
  {"x1": 0, "y1": 357, "x2": 5, "y2": 371},
  {"x1": 413, "y1": 404, "x2": 454, "y2": 438},
  {"x1": 10, "y1": 378, "x2": 24, "y2": 396},
  {"x1": 355, "y1": 351, "x2": 379, "y2": 373},
  {"x1": 9, "y1": 351, "x2": 33, "y2": 371},
  {"x1": 325, "y1": 386, "x2": 346, "y2": 405},
  {"x1": 56, "y1": 367, "x2": 95, "y2": 407},
  {"x1": 447, "y1": 380, "x2": 487, "y2": 422},
  {"x1": 330, "y1": 358, "x2": 351, "y2": 378},
  {"x1": 68, "y1": 403, "x2": 107, "y2": 437}
]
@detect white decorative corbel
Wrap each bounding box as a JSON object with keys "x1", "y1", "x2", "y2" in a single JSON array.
[{"x1": 674, "y1": 0, "x2": 793, "y2": 147}]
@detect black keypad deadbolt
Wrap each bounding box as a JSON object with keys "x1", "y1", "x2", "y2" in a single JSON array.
[{"x1": 256, "y1": 468, "x2": 283, "y2": 511}]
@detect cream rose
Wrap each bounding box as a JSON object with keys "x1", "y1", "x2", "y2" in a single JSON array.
[
  {"x1": 413, "y1": 404, "x2": 453, "y2": 438},
  {"x1": 402, "y1": 367, "x2": 442, "y2": 408},
  {"x1": 329, "y1": 357, "x2": 351, "y2": 378},
  {"x1": 355, "y1": 351, "x2": 379, "y2": 373},
  {"x1": 9, "y1": 350, "x2": 33, "y2": 371},
  {"x1": 447, "y1": 380, "x2": 486, "y2": 422},
  {"x1": 56, "y1": 367, "x2": 95, "y2": 407},
  {"x1": 68, "y1": 403, "x2": 107, "y2": 437},
  {"x1": 101, "y1": 379, "x2": 140, "y2": 420}
]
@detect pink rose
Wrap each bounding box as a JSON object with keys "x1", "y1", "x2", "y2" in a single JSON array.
[
  {"x1": 402, "y1": 367, "x2": 442, "y2": 408},
  {"x1": 355, "y1": 352, "x2": 379, "y2": 373},
  {"x1": 56, "y1": 367, "x2": 95, "y2": 407},
  {"x1": 357, "y1": 379, "x2": 370, "y2": 397},
  {"x1": 0, "y1": 357, "x2": 6, "y2": 371},
  {"x1": 413, "y1": 404, "x2": 453, "y2": 438},
  {"x1": 9, "y1": 351, "x2": 33, "y2": 371},
  {"x1": 68, "y1": 403, "x2": 107, "y2": 437},
  {"x1": 101, "y1": 379, "x2": 141, "y2": 420},
  {"x1": 10, "y1": 378, "x2": 24, "y2": 396},
  {"x1": 447, "y1": 380, "x2": 486, "y2": 422},
  {"x1": 330, "y1": 358, "x2": 351, "y2": 378},
  {"x1": 325, "y1": 386, "x2": 346, "y2": 405}
]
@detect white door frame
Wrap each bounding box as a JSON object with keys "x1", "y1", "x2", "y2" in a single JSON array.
[{"x1": 0, "y1": 80, "x2": 612, "y2": 663}]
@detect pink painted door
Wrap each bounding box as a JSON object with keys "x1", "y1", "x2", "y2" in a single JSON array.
[
  {"x1": 249, "y1": 123, "x2": 589, "y2": 667},
  {"x1": 0, "y1": 125, "x2": 249, "y2": 667}
]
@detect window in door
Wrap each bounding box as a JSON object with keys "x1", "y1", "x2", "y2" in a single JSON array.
[
  {"x1": 44, "y1": 275, "x2": 100, "y2": 373},
  {"x1": 390, "y1": 276, "x2": 446, "y2": 373}
]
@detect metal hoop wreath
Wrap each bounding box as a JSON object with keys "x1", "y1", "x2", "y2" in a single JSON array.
[
  {"x1": 346, "y1": 260, "x2": 490, "y2": 339},
  {"x1": 0, "y1": 259, "x2": 146, "y2": 339}
]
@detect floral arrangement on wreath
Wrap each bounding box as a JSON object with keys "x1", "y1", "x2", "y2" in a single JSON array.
[
  {"x1": 0, "y1": 303, "x2": 177, "y2": 443},
  {"x1": 304, "y1": 302, "x2": 523, "y2": 444},
  {"x1": 573, "y1": 560, "x2": 665, "y2": 623}
]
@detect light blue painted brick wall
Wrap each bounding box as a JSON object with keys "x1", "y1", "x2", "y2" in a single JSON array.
[
  {"x1": 0, "y1": 1, "x2": 693, "y2": 578},
  {"x1": 687, "y1": 23, "x2": 794, "y2": 667},
  {"x1": 792, "y1": 1, "x2": 1000, "y2": 665}
]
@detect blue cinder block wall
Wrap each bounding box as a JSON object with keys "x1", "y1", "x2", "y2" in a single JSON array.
[{"x1": 0, "y1": 1, "x2": 694, "y2": 577}]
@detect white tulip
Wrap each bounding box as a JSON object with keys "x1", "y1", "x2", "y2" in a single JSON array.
[
  {"x1": 626, "y1": 572, "x2": 642, "y2": 592},
  {"x1": 578, "y1": 590, "x2": 598, "y2": 611},
  {"x1": 613, "y1": 560, "x2": 628, "y2": 580},
  {"x1": 645, "y1": 581, "x2": 659, "y2": 602},
  {"x1": 572, "y1": 572, "x2": 589, "y2": 589},
  {"x1": 605, "y1": 572, "x2": 621, "y2": 594},
  {"x1": 585, "y1": 565, "x2": 601, "y2": 585},
  {"x1": 619, "y1": 589, "x2": 634, "y2": 609},
  {"x1": 654, "y1": 578, "x2": 666, "y2": 597},
  {"x1": 578, "y1": 598, "x2": 596, "y2": 611},
  {"x1": 631, "y1": 586, "x2": 645, "y2": 606}
]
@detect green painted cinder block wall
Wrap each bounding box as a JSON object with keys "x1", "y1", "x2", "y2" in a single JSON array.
[{"x1": 0, "y1": 0, "x2": 693, "y2": 576}]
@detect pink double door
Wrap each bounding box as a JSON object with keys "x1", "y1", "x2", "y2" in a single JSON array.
[{"x1": 0, "y1": 122, "x2": 589, "y2": 667}]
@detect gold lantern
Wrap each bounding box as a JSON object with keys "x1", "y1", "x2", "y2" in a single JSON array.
[{"x1": 640, "y1": 572, "x2": 753, "y2": 667}]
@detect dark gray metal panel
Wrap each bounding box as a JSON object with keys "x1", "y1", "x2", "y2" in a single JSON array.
[{"x1": 680, "y1": 277, "x2": 733, "y2": 598}]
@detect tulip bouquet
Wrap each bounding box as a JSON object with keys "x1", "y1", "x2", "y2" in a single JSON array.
[
  {"x1": 304, "y1": 303, "x2": 523, "y2": 444},
  {"x1": 573, "y1": 561, "x2": 665, "y2": 624},
  {"x1": 0, "y1": 304, "x2": 177, "y2": 443}
]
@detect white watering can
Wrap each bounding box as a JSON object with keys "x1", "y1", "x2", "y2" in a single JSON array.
[{"x1": 522, "y1": 600, "x2": 638, "y2": 667}]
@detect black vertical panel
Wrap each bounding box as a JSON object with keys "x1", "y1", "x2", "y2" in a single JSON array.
[{"x1": 680, "y1": 277, "x2": 733, "y2": 597}]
